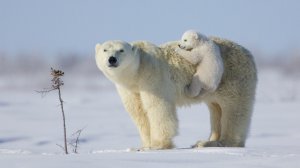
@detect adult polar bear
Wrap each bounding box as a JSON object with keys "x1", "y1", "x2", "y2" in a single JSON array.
[{"x1": 95, "y1": 37, "x2": 257, "y2": 150}]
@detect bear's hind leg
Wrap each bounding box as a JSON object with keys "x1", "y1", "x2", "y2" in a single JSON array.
[
  {"x1": 220, "y1": 101, "x2": 252, "y2": 147},
  {"x1": 192, "y1": 102, "x2": 222, "y2": 148},
  {"x1": 217, "y1": 100, "x2": 253, "y2": 147},
  {"x1": 193, "y1": 100, "x2": 252, "y2": 148},
  {"x1": 208, "y1": 102, "x2": 222, "y2": 141}
]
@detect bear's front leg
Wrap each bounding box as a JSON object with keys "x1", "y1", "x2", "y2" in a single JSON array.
[
  {"x1": 140, "y1": 91, "x2": 178, "y2": 149},
  {"x1": 116, "y1": 86, "x2": 151, "y2": 149}
]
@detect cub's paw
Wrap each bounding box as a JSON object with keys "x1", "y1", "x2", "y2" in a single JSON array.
[{"x1": 184, "y1": 85, "x2": 201, "y2": 98}]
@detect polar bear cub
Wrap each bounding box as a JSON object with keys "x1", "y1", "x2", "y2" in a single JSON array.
[{"x1": 177, "y1": 30, "x2": 224, "y2": 97}]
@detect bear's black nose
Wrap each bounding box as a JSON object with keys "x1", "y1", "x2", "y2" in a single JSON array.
[
  {"x1": 178, "y1": 44, "x2": 184, "y2": 49},
  {"x1": 108, "y1": 56, "x2": 117, "y2": 65}
]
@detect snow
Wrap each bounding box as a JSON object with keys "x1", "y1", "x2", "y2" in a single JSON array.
[{"x1": 0, "y1": 69, "x2": 300, "y2": 167}]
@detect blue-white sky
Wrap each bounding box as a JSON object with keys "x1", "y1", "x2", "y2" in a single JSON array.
[{"x1": 1, "y1": 0, "x2": 300, "y2": 57}]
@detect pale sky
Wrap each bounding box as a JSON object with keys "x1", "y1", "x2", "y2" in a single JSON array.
[{"x1": 1, "y1": 0, "x2": 300, "y2": 57}]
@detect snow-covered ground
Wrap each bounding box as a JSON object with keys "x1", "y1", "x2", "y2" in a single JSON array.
[{"x1": 0, "y1": 69, "x2": 300, "y2": 167}]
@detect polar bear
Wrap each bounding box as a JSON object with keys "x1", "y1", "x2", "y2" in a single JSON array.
[
  {"x1": 95, "y1": 38, "x2": 257, "y2": 150},
  {"x1": 176, "y1": 30, "x2": 224, "y2": 98}
]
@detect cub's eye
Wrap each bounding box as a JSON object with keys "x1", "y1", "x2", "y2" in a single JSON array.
[
  {"x1": 184, "y1": 39, "x2": 187, "y2": 42},
  {"x1": 103, "y1": 49, "x2": 107, "y2": 52},
  {"x1": 119, "y1": 49, "x2": 124, "y2": 53}
]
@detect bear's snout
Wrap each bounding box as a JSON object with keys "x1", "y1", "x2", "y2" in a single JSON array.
[
  {"x1": 178, "y1": 44, "x2": 185, "y2": 49},
  {"x1": 108, "y1": 56, "x2": 118, "y2": 67}
]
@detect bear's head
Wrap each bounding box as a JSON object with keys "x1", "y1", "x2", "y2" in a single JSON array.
[
  {"x1": 95, "y1": 40, "x2": 140, "y2": 82},
  {"x1": 178, "y1": 30, "x2": 207, "y2": 51}
]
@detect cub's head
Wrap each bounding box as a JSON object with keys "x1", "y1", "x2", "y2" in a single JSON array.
[
  {"x1": 95, "y1": 40, "x2": 139, "y2": 80},
  {"x1": 178, "y1": 30, "x2": 206, "y2": 51}
]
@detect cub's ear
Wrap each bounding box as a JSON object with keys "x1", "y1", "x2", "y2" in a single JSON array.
[
  {"x1": 95, "y1": 43, "x2": 101, "y2": 53},
  {"x1": 192, "y1": 32, "x2": 199, "y2": 40}
]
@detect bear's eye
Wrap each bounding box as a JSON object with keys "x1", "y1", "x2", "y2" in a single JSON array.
[
  {"x1": 103, "y1": 49, "x2": 107, "y2": 52},
  {"x1": 184, "y1": 39, "x2": 187, "y2": 42},
  {"x1": 119, "y1": 49, "x2": 124, "y2": 53}
]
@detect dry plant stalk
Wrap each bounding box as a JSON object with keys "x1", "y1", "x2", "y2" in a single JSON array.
[
  {"x1": 37, "y1": 68, "x2": 68, "y2": 154},
  {"x1": 70, "y1": 128, "x2": 85, "y2": 154},
  {"x1": 51, "y1": 68, "x2": 68, "y2": 154}
]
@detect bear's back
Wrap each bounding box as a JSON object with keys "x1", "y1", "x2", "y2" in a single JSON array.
[
  {"x1": 161, "y1": 38, "x2": 257, "y2": 105},
  {"x1": 210, "y1": 37, "x2": 257, "y2": 98},
  {"x1": 132, "y1": 39, "x2": 257, "y2": 106}
]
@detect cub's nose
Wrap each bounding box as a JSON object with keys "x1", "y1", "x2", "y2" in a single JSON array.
[{"x1": 178, "y1": 44, "x2": 184, "y2": 49}]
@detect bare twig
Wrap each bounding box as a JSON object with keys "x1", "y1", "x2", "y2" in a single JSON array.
[
  {"x1": 56, "y1": 144, "x2": 65, "y2": 151},
  {"x1": 36, "y1": 88, "x2": 57, "y2": 97},
  {"x1": 69, "y1": 128, "x2": 85, "y2": 154},
  {"x1": 37, "y1": 68, "x2": 68, "y2": 154},
  {"x1": 57, "y1": 82, "x2": 68, "y2": 154}
]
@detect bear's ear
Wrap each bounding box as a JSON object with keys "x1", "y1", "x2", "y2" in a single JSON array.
[
  {"x1": 192, "y1": 32, "x2": 199, "y2": 40},
  {"x1": 132, "y1": 45, "x2": 140, "y2": 55},
  {"x1": 95, "y1": 43, "x2": 101, "y2": 53}
]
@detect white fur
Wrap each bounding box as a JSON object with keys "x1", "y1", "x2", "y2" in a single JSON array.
[
  {"x1": 96, "y1": 41, "x2": 177, "y2": 149},
  {"x1": 95, "y1": 38, "x2": 257, "y2": 149},
  {"x1": 176, "y1": 30, "x2": 224, "y2": 97}
]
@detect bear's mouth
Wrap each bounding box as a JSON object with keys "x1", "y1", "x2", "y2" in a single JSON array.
[
  {"x1": 185, "y1": 48, "x2": 193, "y2": 52},
  {"x1": 178, "y1": 44, "x2": 193, "y2": 52},
  {"x1": 108, "y1": 64, "x2": 118, "y2": 68}
]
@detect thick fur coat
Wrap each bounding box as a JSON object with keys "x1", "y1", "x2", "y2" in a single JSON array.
[{"x1": 95, "y1": 37, "x2": 257, "y2": 149}]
